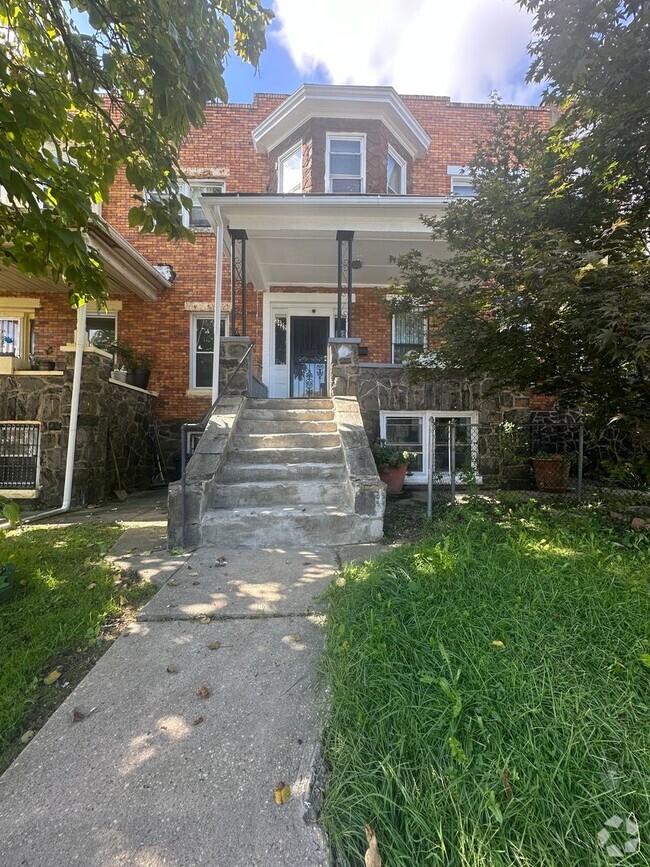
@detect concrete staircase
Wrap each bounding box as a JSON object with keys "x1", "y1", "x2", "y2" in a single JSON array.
[{"x1": 199, "y1": 398, "x2": 383, "y2": 547}]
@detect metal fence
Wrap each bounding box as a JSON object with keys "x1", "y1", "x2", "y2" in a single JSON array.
[
  {"x1": 424, "y1": 418, "x2": 648, "y2": 514},
  {"x1": 0, "y1": 422, "x2": 41, "y2": 490}
]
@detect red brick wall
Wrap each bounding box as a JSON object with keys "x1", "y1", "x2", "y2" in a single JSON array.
[{"x1": 93, "y1": 92, "x2": 551, "y2": 420}]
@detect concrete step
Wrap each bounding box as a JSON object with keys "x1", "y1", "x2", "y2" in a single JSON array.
[
  {"x1": 210, "y1": 480, "x2": 346, "y2": 508},
  {"x1": 233, "y1": 432, "x2": 341, "y2": 450},
  {"x1": 228, "y1": 446, "x2": 343, "y2": 465},
  {"x1": 247, "y1": 398, "x2": 333, "y2": 410},
  {"x1": 237, "y1": 418, "x2": 338, "y2": 434},
  {"x1": 200, "y1": 506, "x2": 383, "y2": 547},
  {"x1": 218, "y1": 462, "x2": 346, "y2": 483},
  {"x1": 242, "y1": 408, "x2": 335, "y2": 422}
]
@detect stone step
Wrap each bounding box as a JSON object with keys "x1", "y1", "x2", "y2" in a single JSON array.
[
  {"x1": 200, "y1": 506, "x2": 383, "y2": 548},
  {"x1": 242, "y1": 408, "x2": 335, "y2": 422},
  {"x1": 210, "y1": 480, "x2": 346, "y2": 508},
  {"x1": 233, "y1": 432, "x2": 341, "y2": 450},
  {"x1": 227, "y1": 446, "x2": 343, "y2": 465},
  {"x1": 237, "y1": 418, "x2": 338, "y2": 434},
  {"x1": 218, "y1": 462, "x2": 346, "y2": 483},
  {"x1": 247, "y1": 398, "x2": 333, "y2": 410}
]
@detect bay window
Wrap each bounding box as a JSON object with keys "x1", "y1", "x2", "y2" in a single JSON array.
[{"x1": 326, "y1": 135, "x2": 365, "y2": 193}]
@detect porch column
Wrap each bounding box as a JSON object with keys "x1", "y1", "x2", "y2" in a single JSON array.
[
  {"x1": 336, "y1": 230, "x2": 354, "y2": 338},
  {"x1": 229, "y1": 228, "x2": 248, "y2": 336}
]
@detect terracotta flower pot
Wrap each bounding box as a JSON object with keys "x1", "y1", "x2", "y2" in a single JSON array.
[
  {"x1": 378, "y1": 464, "x2": 409, "y2": 497},
  {"x1": 532, "y1": 457, "x2": 571, "y2": 492}
]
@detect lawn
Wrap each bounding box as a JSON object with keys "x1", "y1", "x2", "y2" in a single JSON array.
[
  {"x1": 0, "y1": 523, "x2": 156, "y2": 772},
  {"x1": 322, "y1": 501, "x2": 650, "y2": 866}
]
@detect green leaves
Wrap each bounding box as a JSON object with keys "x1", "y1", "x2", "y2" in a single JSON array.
[{"x1": 0, "y1": 0, "x2": 273, "y2": 306}]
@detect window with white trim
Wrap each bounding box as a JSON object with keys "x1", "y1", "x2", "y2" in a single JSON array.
[
  {"x1": 190, "y1": 314, "x2": 228, "y2": 389},
  {"x1": 0, "y1": 299, "x2": 39, "y2": 361},
  {"x1": 392, "y1": 311, "x2": 425, "y2": 363},
  {"x1": 387, "y1": 147, "x2": 406, "y2": 195},
  {"x1": 184, "y1": 180, "x2": 225, "y2": 228},
  {"x1": 326, "y1": 134, "x2": 365, "y2": 193},
  {"x1": 380, "y1": 411, "x2": 480, "y2": 484},
  {"x1": 278, "y1": 144, "x2": 303, "y2": 194},
  {"x1": 86, "y1": 312, "x2": 117, "y2": 350},
  {"x1": 447, "y1": 165, "x2": 477, "y2": 197}
]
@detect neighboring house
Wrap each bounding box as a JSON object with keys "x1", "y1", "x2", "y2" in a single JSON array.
[{"x1": 0, "y1": 85, "x2": 552, "y2": 505}]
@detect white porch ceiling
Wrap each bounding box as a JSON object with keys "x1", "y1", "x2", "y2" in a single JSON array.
[{"x1": 202, "y1": 195, "x2": 450, "y2": 291}]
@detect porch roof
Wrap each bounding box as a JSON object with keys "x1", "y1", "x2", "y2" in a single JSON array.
[
  {"x1": 0, "y1": 221, "x2": 171, "y2": 302},
  {"x1": 201, "y1": 194, "x2": 450, "y2": 291}
]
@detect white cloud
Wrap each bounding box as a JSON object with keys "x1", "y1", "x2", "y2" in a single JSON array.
[{"x1": 273, "y1": 0, "x2": 540, "y2": 104}]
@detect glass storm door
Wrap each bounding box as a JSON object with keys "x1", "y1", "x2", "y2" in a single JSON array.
[{"x1": 290, "y1": 316, "x2": 329, "y2": 398}]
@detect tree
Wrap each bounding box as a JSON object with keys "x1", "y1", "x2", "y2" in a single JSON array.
[
  {"x1": 391, "y1": 0, "x2": 649, "y2": 428},
  {"x1": 0, "y1": 0, "x2": 273, "y2": 305}
]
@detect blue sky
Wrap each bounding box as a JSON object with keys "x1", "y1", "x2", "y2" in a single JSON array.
[{"x1": 224, "y1": 0, "x2": 543, "y2": 106}]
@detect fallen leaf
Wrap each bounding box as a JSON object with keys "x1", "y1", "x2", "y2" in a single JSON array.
[
  {"x1": 215, "y1": 557, "x2": 227, "y2": 568},
  {"x1": 119, "y1": 595, "x2": 128, "y2": 607},
  {"x1": 207, "y1": 641, "x2": 222, "y2": 651},
  {"x1": 196, "y1": 685, "x2": 210, "y2": 699},
  {"x1": 197, "y1": 615, "x2": 211, "y2": 625},
  {"x1": 286, "y1": 633, "x2": 301, "y2": 642},
  {"x1": 491, "y1": 640, "x2": 505, "y2": 648},
  {"x1": 501, "y1": 769, "x2": 513, "y2": 800},
  {"x1": 20, "y1": 729, "x2": 35, "y2": 744},
  {"x1": 166, "y1": 665, "x2": 179, "y2": 675},
  {"x1": 273, "y1": 782, "x2": 291, "y2": 805},
  {"x1": 71, "y1": 708, "x2": 85, "y2": 723},
  {"x1": 87, "y1": 582, "x2": 96, "y2": 590},
  {"x1": 364, "y1": 824, "x2": 382, "y2": 867},
  {"x1": 43, "y1": 669, "x2": 61, "y2": 685},
  {"x1": 192, "y1": 715, "x2": 204, "y2": 726},
  {"x1": 168, "y1": 579, "x2": 179, "y2": 587},
  {"x1": 192, "y1": 580, "x2": 200, "y2": 586}
]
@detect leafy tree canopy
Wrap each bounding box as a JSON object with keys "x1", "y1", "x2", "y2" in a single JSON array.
[
  {"x1": 392, "y1": 0, "x2": 649, "y2": 428},
  {"x1": 0, "y1": 0, "x2": 273, "y2": 305}
]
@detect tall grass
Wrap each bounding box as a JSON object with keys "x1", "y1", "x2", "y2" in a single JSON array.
[{"x1": 322, "y1": 503, "x2": 650, "y2": 866}]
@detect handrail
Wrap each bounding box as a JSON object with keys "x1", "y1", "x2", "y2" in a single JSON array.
[{"x1": 179, "y1": 343, "x2": 253, "y2": 548}]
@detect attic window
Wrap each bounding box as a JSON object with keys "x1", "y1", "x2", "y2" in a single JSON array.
[
  {"x1": 326, "y1": 134, "x2": 365, "y2": 193},
  {"x1": 278, "y1": 144, "x2": 303, "y2": 194},
  {"x1": 387, "y1": 147, "x2": 406, "y2": 195}
]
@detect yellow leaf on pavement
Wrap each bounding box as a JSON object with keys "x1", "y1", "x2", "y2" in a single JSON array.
[{"x1": 273, "y1": 782, "x2": 291, "y2": 805}]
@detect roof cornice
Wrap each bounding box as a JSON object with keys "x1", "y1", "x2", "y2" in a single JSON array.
[{"x1": 251, "y1": 85, "x2": 431, "y2": 160}]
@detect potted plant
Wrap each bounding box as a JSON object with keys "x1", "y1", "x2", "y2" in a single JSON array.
[
  {"x1": 0, "y1": 334, "x2": 15, "y2": 356},
  {"x1": 32, "y1": 346, "x2": 56, "y2": 371},
  {"x1": 371, "y1": 439, "x2": 415, "y2": 496},
  {"x1": 127, "y1": 352, "x2": 151, "y2": 390},
  {"x1": 531, "y1": 452, "x2": 571, "y2": 492}
]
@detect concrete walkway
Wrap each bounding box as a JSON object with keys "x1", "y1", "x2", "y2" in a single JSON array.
[{"x1": 0, "y1": 492, "x2": 384, "y2": 866}]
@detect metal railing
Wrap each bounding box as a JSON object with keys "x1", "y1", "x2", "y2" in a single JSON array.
[
  {"x1": 0, "y1": 422, "x2": 41, "y2": 490},
  {"x1": 179, "y1": 344, "x2": 253, "y2": 547}
]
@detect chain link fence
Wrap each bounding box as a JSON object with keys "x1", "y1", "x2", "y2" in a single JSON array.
[{"x1": 423, "y1": 417, "x2": 649, "y2": 513}]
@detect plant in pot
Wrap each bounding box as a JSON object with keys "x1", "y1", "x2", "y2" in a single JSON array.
[
  {"x1": 128, "y1": 351, "x2": 152, "y2": 390},
  {"x1": 32, "y1": 345, "x2": 56, "y2": 371},
  {"x1": 371, "y1": 439, "x2": 415, "y2": 496},
  {"x1": 531, "y1": 452, "x2": 571, "y2": 492}
]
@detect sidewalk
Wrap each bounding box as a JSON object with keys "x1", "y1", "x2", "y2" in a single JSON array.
[{"x1": 0, "y1": 494, "x2": 385, "y2": 867}]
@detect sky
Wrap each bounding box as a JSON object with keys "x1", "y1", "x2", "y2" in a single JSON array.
[{"x1": 224, "y1": 0, "x2": 544, "y2": 106}]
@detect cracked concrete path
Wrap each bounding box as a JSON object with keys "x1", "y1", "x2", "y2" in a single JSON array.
[{"x1": 0, "y1": 545, "x2": 347, "y2": 867}]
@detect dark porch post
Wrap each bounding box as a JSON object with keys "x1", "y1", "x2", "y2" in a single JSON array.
[
  {"x1": 336, "y1": 230, "x2": 354, "y2": 337},
  {"x1": 228, "y1": 228, "x2": 248, "y2": 336}
]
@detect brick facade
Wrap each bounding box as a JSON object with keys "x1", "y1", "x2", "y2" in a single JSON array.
[{"x1": 23, "y1": 90, "x2": 550, "y2": 429}]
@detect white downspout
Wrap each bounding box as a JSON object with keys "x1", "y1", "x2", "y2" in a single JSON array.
[
  {"x1": 211, "y1": 207, "x2": 224, "y2": 404},
  {"x1": 17, "y1": 303, "x2": 87, "y2": 524}
]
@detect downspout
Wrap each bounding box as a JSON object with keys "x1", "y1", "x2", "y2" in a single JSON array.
[
  {"x1": 211, "y1": 207, "x2": 224, "y2": 404},
  {"x1": 18, "y1": 303, "x2": 87, "y2": 524}
]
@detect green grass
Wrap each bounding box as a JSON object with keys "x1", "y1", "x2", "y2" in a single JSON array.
[
  {"x1": 322, "y1": 502, "x2": 650, "y2": 866},
  {"x1": 0, "y1": 523, "x2": 155, "y2": 769}
]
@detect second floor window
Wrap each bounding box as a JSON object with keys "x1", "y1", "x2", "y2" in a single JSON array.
[
  {"x1": 327, "y1": 135, "x2": 365, "y2": 193},
  {"x1": 186, "y1": 180, "x2": 226, "y2": 228},
  {"x1": 387, "y1": 147, "x2": 406, "y2": 194},
  {"x1": 448, "y1": 166, "x2": 477, "y2": 198},
  {"x1": 278, "y1": 144, "x2": 303, "y2": 194}
]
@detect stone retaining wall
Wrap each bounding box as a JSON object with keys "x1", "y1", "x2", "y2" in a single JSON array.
[{"x1": 0, "y1": 349, "x2": 157, "y2": 507}]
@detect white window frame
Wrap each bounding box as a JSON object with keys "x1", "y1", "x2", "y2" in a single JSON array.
[
  {"x1": 189, "y1": 313, "x2": 229, "y2": 390},
  {"x1": 387, "y1": 146, "x2": 407, "y2": 195},
  {"x1": 447, "y1": 165, "x2": 477, "y2": 198},
  {"x1": 380, "y1": 410, "x2": 480, "y2": 485},
  {"x1": 86, "y1": 311, "x2": 117, "y2": 349},
  {"x1": 182, "y1": 180, "x2": 226, "y2": 229},
  {"x1": 277, "y1": 143, "x2": 303, "y2": 194},
  {"x1": 0, "y1": 298, "x2": 40, "y2": 361},
  {"x1": 326, "y1": 133, "x2": 366, "y2": 194},
  {"x1": 392, "y1": 311, "x2": 426, "y2": 364}
]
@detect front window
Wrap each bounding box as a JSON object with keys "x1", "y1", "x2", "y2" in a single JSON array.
[
  {"x1": 0, "y1": 318, "x2": 21, "y2": 357},
  {"x1": 86, "y1": 312, "x2": 116, "y2": 350},
  {"x1": 392, "y1": 311, "x2": 425, "y2": 363},
  {"x1": 387, "y1": 147, "x2": 406, "y2": 194},
  {"x1": 278, "y1": 144, "x2": 303, "y2": 194},
  {"x1": 327, "y1": 135, "x2": 365, "y2": 193},
  {"x1": 190, "y1": 315, "x2": 228, "y2": 389},
  {"x1": 384, "y1": 416, "x2": 423, "y2": 473},
  {"x1": 186, "y1": 180, "x2": 225, "y2": 228}
]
